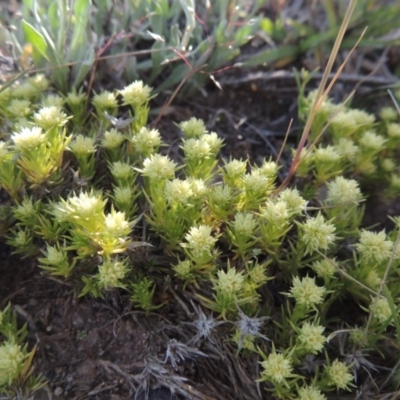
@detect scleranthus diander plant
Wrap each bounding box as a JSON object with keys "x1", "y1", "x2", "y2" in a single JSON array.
[{"x1": 1, "y1": 73, "x2": 400, "y2": 398}]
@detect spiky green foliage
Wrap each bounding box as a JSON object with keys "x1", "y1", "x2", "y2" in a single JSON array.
[{"x1": 1, "y1": 73, "x2": 400, "y2": 398}]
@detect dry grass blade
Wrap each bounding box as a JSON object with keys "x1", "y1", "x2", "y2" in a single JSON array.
[
  {"x1": 275, "y1": 118, "x2": 293, "y2": 165},
  {"x1": 388, "y1": 89, "x2": 400, "y2": 114},
  {"x1": 278, "y1": 0, "x2": 359, "y2": 191}
]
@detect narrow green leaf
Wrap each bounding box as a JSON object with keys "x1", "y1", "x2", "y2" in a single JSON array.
[
  {"x1": 170, "y1": 24, "x2": 182, "y2": 47},
  {"x1": 47, "y1": 2, "x2": 59, "y2": 35},
  {"x1": 71, "y1": 47, "x2": 95, "y2": 89},
  {"x1": 70, "y1": 0, "x2": 91, "y2": 58},
  {"x1": 383, "y1": 285, "x2": 400, "y2": 336},
  {"x1": 22, "y1": 20, "x2": 49, "y2": 62},
  {"x1": 149, "y1": 40, "x2": 167, "y2": 81},
  {"x1": 244, "y1": 45, "x2": 299, "y2": 67}
]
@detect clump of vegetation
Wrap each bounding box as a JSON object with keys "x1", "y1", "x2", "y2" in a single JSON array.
[
  {"x1": 2, "y1": 0, "x2": 264, "y2": 95},
  {"x1": 1, "y1": 68, "x2": 400, "y2": 398},
  {"x1": 0, "y1": 303, "x2": 45, "y2": 397}
]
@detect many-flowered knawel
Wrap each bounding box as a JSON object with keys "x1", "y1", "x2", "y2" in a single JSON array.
[{"x1": 1, "y1": 73, "x2": 400, "y2": 398}]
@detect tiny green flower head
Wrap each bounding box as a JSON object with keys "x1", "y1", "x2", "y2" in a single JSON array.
[
  {"x1": 224, "y1": 159, "x2": 247, "y2": 181},
  {"x1": 333, "y1": 109, "x2": 373, "y2": 135},
  {"x1": 102, "y1": 128, "x2": 125, "y2": 149},
  {"x1": 57, "y1": 191, "x2": 106, "y2": 222},
  {"x1": 12, "y1": 229, "x2": 32, "y2": 248},
  {"x1": 66, "y1": 89, "x2": 87, "y2": 106},
  {"x1": 42, "y1": 94, "x2": 64, "y2": 108},
  {"x1": 132, "y1": 126, "x2": 161, "y2": 155},
  {"x1": 326, "y1": 176, "x2": 363, "y2": 206},
  {"x1": 13, "y1": 197, "x2": 39, "y2": 223},
  {"x1": 201, "y1": 132, "x2": 224, "y2": 154},
  {"x1": 258, "y1": 160, "x2": 279, "y2": 179},
  {"x1": 335, "y1": 138, "x2": 359, "y2": 160},
  {"x1": 104, "y1": 209, "x2": 131, "y2": 237},
  {"x1": 278, "y1": 188, "x2": 307, "y2": 216},
  {"x1": 33, "y1": 106, "x2": 69, "y2": 130},
  {"x1": 349, "y1": 328, "x2": 368, "y2": 347},
  {"x1": 326, "y1": 359, "x2": 353, "y2": 390},
  {"x1": 188, "y1": 178, "x2": 208, "y2": 199},
  {"x1": 358, "y1": 130, "x2": 386, "y2": 152},
  {"x1": 297, "y1": 322, "x2": 326, "y2": 354},
  {"x1": 28, "y1": 73, "x2": 50, "y2": 92},
  {"x1": 247, "y1": 262, "x2": 268, "y2": 286},
  {"x1": 387, "y1": 123, "x2": 400, "y2": 139},
  {"x1": 119, "y1": 80, "x2": 152, "y2": 107},
  {"x1": 11, "y1": 126, "x2": 45, "y2": 152},
  {"x1": 42, "y1": 244, "x2": 66, "y2": 265},
  {"x1": 356, "y1": 230, "x2": 393, "y2": 264},
  {"x1": 173, "y1": 259, "x2": 194, "y2": 281},
  {"x1": 313, "y1": 145, "x2": 341, "y2": 164},
  {"x1": 6, "y1": 99, "x2": 32, "y2": 118},
  {"x1": 38, "y1": 243, "x2": 73, "y2": 277},
  {"x1": 242, "y1": 170, "x2": 271, "y2": 193},
  {"x1": 365, "y1": 270, "x2": 381, "y2": 289},
  {"x1": 311, "y1": 258, "x2": 337, "y2": 280},
  {"x1": 349, "y1": 109, "x2": 376, "y2": 125},
  {"x1": 293, "y1": 147, "x2": 314, "y2": 176},
  {"x1": 216, "y1": 268, "x2": 242, "y2": 294},
  {"x1": 289, "y1": 276, "x2": 326, "y2": 308},
  {"x1": 113, "y1": 186, "x2": 136, "y2": 206},
  {"x1": 209, "y1": 184, "x2": 233, "y2": 204},
  {"x1": 369, "y1": 296, "x2": 392, "y2": 324},
  {"x1": 11, "y1": 81, "x2": 39, "y2": 99},
  {"x1": 299, "y1": 213, "x2": 336, "y2": 254},
  {"x1": 0, "y1": 341, "x2": 27, "y2": 386},
  {"x1": 183, "y1": 138, "x2": 212, "y2": 160},
  {"x1": 303, "y1": 89, "x2": 338, "y2": 117},
  {"x1": 232, "y1": 212, "x2": 257, "y2": 237},
  {"x1": 98, "y1": 258, "x2": 129, "y2": 288},
  {"x1": 357, "y1": 159, "x2": 377, "y2": 176},
  {"x1": 179, "y1": 117, "x2": 207, "y2": 138},
  {"x1": 381, "y1": 158, "x2": 396, "y2": 172},
  {"x1": 92, "y1": 90, "x2": 118, "y2": 110},
  {"x1": 261, "y1": 200, "x2": 289, "y2": 226},
  {"x1": 142, "y1": 154, "x2": 176, "y2": 180},
  {"x1": 297, "y1": 385, "x2": 327, "y2": 400},
  {"x1": 164, "y1": 178, "x2": 193, "y2": 205},
  {"x1": 260, "y1": 351, "x2": 293, "y2": 384},
  {"x1": 184, "y1": 225, "x2": 217, "y2": 259},
  {"x1": 390, "y1": 173, "x2": 400, "y2": 190},
  {"x1": 110, "y1": 162, "x2": 134, "y2": 181},
  {"x1": 69, "y1": 134, "x2": 96, "y2": 156},
  {"x1": 380, "y1": 106, "x2": 398, "y2": 122}
]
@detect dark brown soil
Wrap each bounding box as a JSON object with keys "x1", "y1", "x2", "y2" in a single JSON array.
[{"x1": 0, "y1": 241, "x2": 263, "y2": 400}]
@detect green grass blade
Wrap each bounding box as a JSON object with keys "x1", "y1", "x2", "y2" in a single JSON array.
[{"x1": 22, "y1": 20, "x2": 50, "y2": 62}]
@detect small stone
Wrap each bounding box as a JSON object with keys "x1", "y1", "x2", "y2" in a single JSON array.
[{"x1": 28, "y1": 298, "x2": 38, "y2": 307}]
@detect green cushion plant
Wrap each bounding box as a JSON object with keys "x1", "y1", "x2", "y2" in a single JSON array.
[{"x1": 1, "y1": 72, "x2": 400, "y2": 398}]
